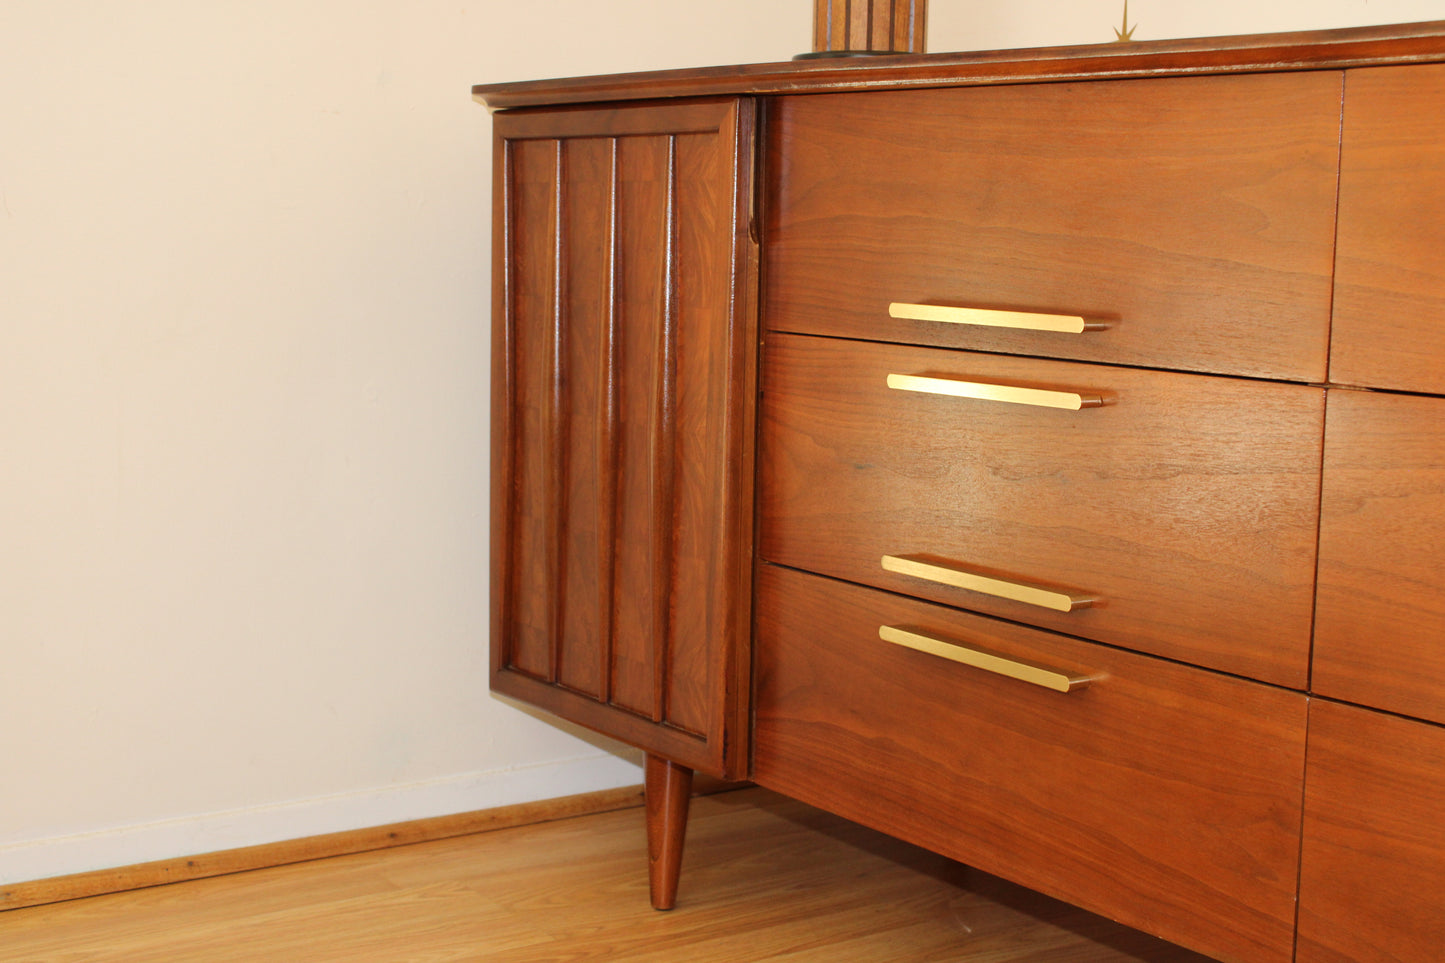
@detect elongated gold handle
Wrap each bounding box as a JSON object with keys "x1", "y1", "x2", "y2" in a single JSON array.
[
  {"x1": 882, "y1": 554, "x2": 1099, "y2": 613},
  {"x1": 886, "y1": 373, "x2": 1103, "y2": 410},
  {"x1": 879, "y1": 625, "x2": 1095, "y2": 692},
  {"x1": 889, "y1": 303, "x2": 1107, "y2": 334}
]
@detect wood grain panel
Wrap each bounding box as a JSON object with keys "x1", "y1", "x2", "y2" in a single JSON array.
[
  {"x1": 752, "y1": 564, "x2": 1306, "y2": 963},
  {"x1": 847, "y1": 0, "x2": 869, "y2": 52},
  {"x1": 811, "y1": 0, "x2": 927, "y2": 55},
  {"x1": 665, "y1": 132, "x2": 727, "y2": 737},
  {"x1": 611, "y1": 133, "x2": 673, "y2": 720},
  {"x1": 1332, "y1": 64, "x2": 1445, "y2": 394},
  {"x1": 504, "y1": 137, "x2": 560, "y2": 682},
  {"x1": 648, "y1": 137, "x2": 679, "y2": 725},
  {"x1": 1298, "y1": 701, "x2": 1445, "y2": 962},
  {"x1": 1314, "y1": 389, "x2": 1445, "y2": 724},
  {"x1": 556, "y1": 135, "x2": 614, "y2": 700},
  {"x1": 759, "y1": 333, "x2": 1322, "y2": 686},
  {"x1": 764, "y1": 72, "x2": 1340, "y2": 381},
  {"x1": 490, "y1": 100, "x2": 757, "y2": 777}
]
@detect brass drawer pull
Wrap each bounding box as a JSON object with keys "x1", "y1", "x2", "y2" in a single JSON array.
[
  {"x1": 882, "y1": 554, "x2": 1100, "y2": 613},
  {"x1": 889, "y1": 303, "x2": 1107, "y2": 334},
  {"x1": 879, "y1": 625, "x2": 1095, "y2": 693},
  {"x1": 886, "y1": 373, "x2": 1104, "y2": 410}
]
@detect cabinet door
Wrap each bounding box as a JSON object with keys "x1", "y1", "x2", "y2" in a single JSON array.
[{"x1": 490, "y1": 99, "x2": 757, "y2": 777}]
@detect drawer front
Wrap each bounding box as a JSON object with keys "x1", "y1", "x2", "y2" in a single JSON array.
[
  {"x1": 1314, "y1": 389, "x2": 1445, "y2": 725},
  {"x1": 1297, "y1": 701, "x2": 1445, "y2": 962},
  {"x1": 1333, "y1": 65, "x2": 1445, "y2": 394},
  {"x1": 764, "y1": 72, "x2": 1340, "y2": 381},
  {"x1": 759, "y1": 333, "x2": 1323, "y2": 686},
  {"x1": 752, "y1": 564, "x2": 1307, "y2": 963}
]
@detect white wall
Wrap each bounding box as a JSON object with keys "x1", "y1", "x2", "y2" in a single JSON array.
[
  {"x1": 1, "y1": 0, "x2": 1439, "y2": 887},
  {"x1": 0, "y1": 0, "x2": 807, "y2": 888}
]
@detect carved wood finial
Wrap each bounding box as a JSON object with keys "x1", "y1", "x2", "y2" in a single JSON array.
[{"x1": 804, "y1": 0, "x2": 927, "y2": 58}]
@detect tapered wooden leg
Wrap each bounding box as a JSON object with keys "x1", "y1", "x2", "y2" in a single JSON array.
[{"x1": 644, "y1": 753, "x2": 693, "y2": 910}]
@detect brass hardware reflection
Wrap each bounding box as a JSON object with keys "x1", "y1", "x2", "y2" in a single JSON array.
[
  {"x1": 882, "y1": 554, "x2": 1099, "y2": 612},
  {"x1": 879, "y1": 625, "x2": 1095, "y2": 692},
  {"x1": 886, "y1": 373, "x2": 1103, "y2": 410},
  {"x1": 888, "y1": 303, "x2": 1107, "y2": 333}
]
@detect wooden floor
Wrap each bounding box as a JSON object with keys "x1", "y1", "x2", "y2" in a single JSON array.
[{"x1": 0, "y1": 788, "x2": 1212, "y2": 962}]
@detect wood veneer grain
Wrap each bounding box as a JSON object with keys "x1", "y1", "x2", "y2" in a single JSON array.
[
  {"x1": 1333, "y1": 63, "x2": 1445, "y2": 394},
  {"x1": 763, "y1": 72, "x2": 1340, "y2": 382},
  {"x1": 1315, "y1": 389, "x2": 1445, "y2": 725},
  {"x1": 1298, "y1": 701, "x2": 1445, "y2": 962},
  {"x1": 760, "y1": 333, "x2": 1323, "y2": 686},
  {"x1": 752, "y1": 564, "x2": 1306, "y2": 963}
]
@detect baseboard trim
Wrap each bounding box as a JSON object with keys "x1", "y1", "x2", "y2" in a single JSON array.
[
  {"x1": 0, "y1": 784, "x2": 644, "y2": 912},
  {"x1": 0, "y1": 776, "x2": 745, "y2": 912}
]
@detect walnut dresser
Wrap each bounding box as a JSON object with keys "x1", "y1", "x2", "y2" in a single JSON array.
[{"x1": 475, "y1": 22, "x2": 1445, "y2": 963}]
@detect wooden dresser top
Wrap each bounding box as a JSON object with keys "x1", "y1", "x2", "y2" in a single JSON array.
[{"x1": 473, "y1": 20, "x2": 1445, "y2": 110}]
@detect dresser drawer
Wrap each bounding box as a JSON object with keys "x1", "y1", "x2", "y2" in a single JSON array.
[
  {"x1": 1297, "y1": 701, "x2": 1445, "y2": 962},
  {"x1": 1314, "y1": 389, "x2": 1445, "y2": 725},
  {"x1": 752, "y1": 564, "x2": 1306, "y2": 963},
  {"x1": 1333, "y1": 65, "x2": 1445, "y2": 394},
  {"x1": 759, "y1": 333, "x2": 1323, "y2": 686},
  {"x1": 764, "y1": 72, "x2": 1340, "y2": 381}
]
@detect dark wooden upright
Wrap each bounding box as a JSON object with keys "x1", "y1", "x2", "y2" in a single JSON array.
[{"x1": 812, "y1": 0, "x2": 926, "y2": 55}]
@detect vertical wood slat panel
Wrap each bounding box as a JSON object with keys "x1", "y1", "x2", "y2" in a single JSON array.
[
  {"x1": 663, "y1": 132, "x2": 728, "y2": 737},
  {"x1": 900, "y1": 1, "x2": 922, "y2": 52},
  {"x1": 492, "y1": 137, "x2": 516, "y2": 680},
  {"x1": 848, "y1": 0, "x2": 870, "y2": 53},
  {"x1": 811, "y1": 0, "x2": 927, "y2": 54},
  {"x1": 828, "y1": 0, "x2": 847, "y2": 53},
  {"x1": 869, "y1": 1, "x2": 892, "y2": 52},
  {"x1": 547, "y1": 140, "x2": 567, "y2": 684},
  {"x1": 506, "y1": 137, "x2": 560, "y2": 681},
  {"x1": 649, "y1": 135, "x2": 680, "y2": 725},
  {"x1": 598, "y1": 138, "x2": 622, "y2": 703},
  {"x1": 556, "y1": 136, "x2": 615, "y2": 699},
  {"x1": 611, "y1": 134, "x2": 671, "y2": 719}
]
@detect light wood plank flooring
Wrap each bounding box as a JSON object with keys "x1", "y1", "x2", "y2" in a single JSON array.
[{"x1": 0, "y1": 788, "x2": 1211, "y2": 962}]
